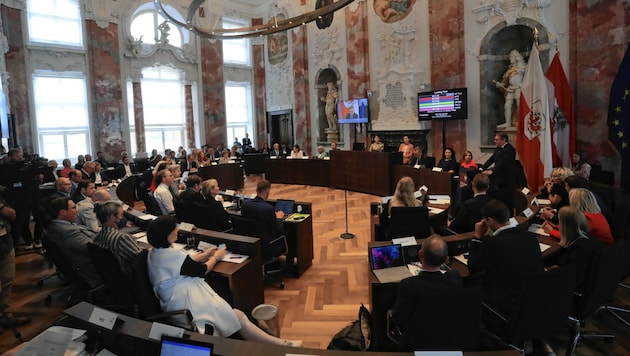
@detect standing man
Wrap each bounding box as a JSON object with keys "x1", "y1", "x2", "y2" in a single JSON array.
[
  {"x1": 0, "y1": 193, "x2": 32, "y2": 327},
  {"x1": 481, "y1": 133, "x2": 517, "y2": 212},
  {"x1": 242, "y1": 133, "x2": 252, "y2": 153}
]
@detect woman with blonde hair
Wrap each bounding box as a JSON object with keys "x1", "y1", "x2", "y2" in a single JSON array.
[
  {"x1": 388, "y1": 176, "x2": 421, "y2": 216},
  {"x1": 548, "y1": 207, "x2": 603, "y2": 290},
  {"x1": 544, "y1": 188, "x2": 614, "y2": 245}
]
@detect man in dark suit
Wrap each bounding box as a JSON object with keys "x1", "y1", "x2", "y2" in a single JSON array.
[
  {"x1": 68, "y1": 169, "x2": 82, "y2": 196},
  {"x1": 71, "y1": 180, "x2": 95, "y2": 204},
  {"x1": 391, "y1": 236, "x2": 462, "y2": 332},
  {"x1": 270, "y1": 143, "x2": 283, "y2": 158},
  {"x1": 241, "y1": 180, "x2": 288, "y2": 261},
  {"x1": 481, "y1": 133, "x2": 517, "y2": 212},
  {"x1": 179, "y1": 175, "x2": 204, "y2": 207},
  {"x1": 80, "y1": 162, "x2": 95, "y2": 180},
  {"x1": 41, "y1": 160, "x2": 59, "y2": 183},
  {"x1": 116, "y1": 155, "x2": 139, "y2": 178},
  {"x1": 467, "y1": 199, "x2": 543, "y2": 318},
  {"x1": 449, "y1": 174, "x2": 492, "y2": 233},
  {"x1": 180, "y1": 153, "x2": 198, "y2": 172},
  {"x1": 345, "y1": 106, "x2": 359, "y2": 120},
  {"x1": 90, "y1": 162, "x2": 111, "y2": 186},
  {"x1": 46, "y1": 197, "x2": 102, "y2": 288},
  {"x1": 407, "y1": 146, "x2": 427, "y2": 167}
]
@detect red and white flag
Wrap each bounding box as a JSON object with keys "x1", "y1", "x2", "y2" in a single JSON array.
[
  {"x1": 546, "y1": 53, "x2": 575, "y2": 167},
  {"x1": 517, "y1": 44, "x2": 553, "y2": 192}
]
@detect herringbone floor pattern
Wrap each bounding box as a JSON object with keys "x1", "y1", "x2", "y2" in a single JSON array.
[{"x1": 244, "y1": 176, "x2": 378, "y2": 349}]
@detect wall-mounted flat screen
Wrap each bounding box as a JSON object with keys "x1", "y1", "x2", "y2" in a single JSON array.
[
  {"x1": 418, "y1": 87, "x2": 467, "y2": 121},
  {"x1": 338, "y1": 98, "x2": 368, "y2": 124}
]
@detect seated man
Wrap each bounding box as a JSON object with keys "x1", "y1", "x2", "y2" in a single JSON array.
[
  {"x1": 116, "y1": 155, "x2": 139, "y2": 178},
  {"x1": 93, "y1": 201, "x2": 143, "y2": 276},
  {"x1": 449, "y1": 174, "x2": 492, "y2": 233},
  {"x1": 71, "y1": 180, "x2": 95, "y2": 204},
  {"x1": 467, "y1": 199, "x2": 543, "y2": 318},
  {"x1": 75, "y1": 188, "x2": 112, "y2": 233},
  {"x1": 154, "y1": 169, "x2": 175, "y2": 215},
  {"x1": 315, "y1": 145, "x2": 328, "y2": 159},
  {"x1": 91, "y1": 162, "x2": 111, "y2": 186},
  {"x1": 46, "y1": 197, "x2": 102, "y2": 288},
  {"x1": 391, "y1": 236, "x2": 462, "y2": 332},
  {"x1": 407, "y1": 146, "x2": 426, "y2": 167},
  {"x1": 241, "y1": 180, "x2": 291, "y2": 263},
  {"x1": 179, "y1": 174, "x2": 204, "y2": 207}
]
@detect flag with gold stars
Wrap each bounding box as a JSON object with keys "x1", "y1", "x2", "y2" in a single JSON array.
[{"x1": 607, "y1": 42, "x2": 630, "y2": 181}]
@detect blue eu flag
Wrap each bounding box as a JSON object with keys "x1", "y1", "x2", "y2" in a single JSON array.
[{"x1": 608, "y1": 42, "x2": 630, "y2": 184}]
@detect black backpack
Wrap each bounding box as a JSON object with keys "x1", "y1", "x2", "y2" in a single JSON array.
[{"x1": 327, "y1": 304, "x2": 371, "y2": 351}]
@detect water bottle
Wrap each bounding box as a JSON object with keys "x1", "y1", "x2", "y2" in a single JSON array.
[{"x1": 377, "y1": 201, "x2": 383, "y2": 216}]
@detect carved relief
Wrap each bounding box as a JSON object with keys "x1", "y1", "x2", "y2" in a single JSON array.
[
  {"x1": 473, "y1": 0, "x2": 553, "y2": 28},
  {"x1": 83, "y1": 0, "x2": 121, "y2": 28},
  {"x1": 373, "y1": 0, "x2": 417, "y2": 24},
  {"x1": 29, "y1": 49, "x2": 87, "y2": 72},
  {"x1": 266, "y1": 60, "x2": 293, "y2": 110},
  {"x1": 372, "y1": 70, "x2": 426, "y2": 130},
  {"x1": 379, "y1": 25, "x2": 416, "y2": 73},
  {"x1": 313, "y1": 27, "x2": 343, "y2": 68}
]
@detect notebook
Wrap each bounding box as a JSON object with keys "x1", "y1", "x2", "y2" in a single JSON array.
[
  {"x1": 274, "y1": 199, "x2": 295, "y2": 219},
  {"x1": 369, "y1": 244, "x2": 412, "y2": 283},
  {"x1": 159, "y1": 335, "x2": 214, "y2": 356}
]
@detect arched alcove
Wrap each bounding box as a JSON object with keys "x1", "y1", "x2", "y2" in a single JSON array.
[
  {"x1": 315, "y1": 66, "x2": 342, "y2": 143},
  {"x1": 479, "y1": 19, "x2": 550, "y2": 146}
]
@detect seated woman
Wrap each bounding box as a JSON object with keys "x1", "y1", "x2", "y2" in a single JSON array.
[
  {"x1": 369, "y1": 135, "x2": 384, "y2": 152},
  {"x1": 539, "y1": 183, "x2": 570, "y2": 225},
  {"x1": 200, "y1": 179, "x2": 232, "y2": 232},
  {"x1": 458, "y1": 150, "x2": 478, "y2": 189},
  {"x1": 146, "y1": 216, "x2": 301, "y2": 346},
  {"x1": 149, "y1": 160, "x2": 170, "y2": 192},
  {"x1": 230, "y1": 145, "x2": 242, "y2": 159},
  {"x1": 546, "y1": 207, "x2": 603, "y2": 291},
  {"x1": 197, "y1": 151, "x2": 211, "y2": 167},
  {"x1": 290, "y1": 144, "x2": 304, "y2": 159},
  {"x1": 572, "y1": 151, "x2": 592, "y2": 179},
  {"x1": 388, "y1": 176, "x2": 422, "y2": 216},
  {"x1": 539, "y1": 166, "x2": 574, "y2": 198},
  {"x1": 260, "y1": 142, "x2": 270, "y2": 155},
  {"x1": 398, "y1": 136, "x2": 414, "y2": 165},
  {"x1": 437, "y1": 147, "x2": 458, "y2": 174},
  {"x1": 218, "y1": 150, "x2": 231, "y2": 164},
  {"x1": 543, "y1": 188, "x2": 614, "y2": 245}
]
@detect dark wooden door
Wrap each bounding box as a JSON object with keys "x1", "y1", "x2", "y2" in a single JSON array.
[{"x1": 267, "y1": 110, "x2": 293, "y2": 146}]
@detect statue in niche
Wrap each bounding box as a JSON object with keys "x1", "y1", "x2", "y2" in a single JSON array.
[
  {"x1": 493, "y1": 50, "x2": 526, "y2": 128},
  {"x1": 158, "y1": 21, "x2": 170, "y2": 44},
  {"x1": 321, "y1": 82, "x2": 339, "y2": 132}
]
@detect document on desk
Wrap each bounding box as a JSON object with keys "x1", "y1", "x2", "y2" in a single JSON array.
[
  {"x1": 539, "y1": 243, "x2": 551, "y2": 253},
  {"x1": 16, "y1": 326, "x2": 87, "y2": 356},
  {"x1": 285, "y1": 213, "x2": 310, "y2": 222},
  {"x1": 428, "y1": 195, "x2": 451, "y2": 205},
  {"x1": 392, "y1": 236, "x2": 417, "y2": 246},
  {"x1": 224, "y1": 251, "x2": 249, "y2": 264},
  {"x1": 528, "y1": 224, "x2": 550, "y2": 236},
  {"x1": 415, "y1": 352, "x2": 463, "y2": 356},
  {"x1": 137, "y1": 213, "x2": 157, "y2": 221},
  {"x1": 453, "y1": 254, "x2": 469, "y2": 266},
  {"x1": 428, "y1": 207, "x2": 445, "y2": 214}
]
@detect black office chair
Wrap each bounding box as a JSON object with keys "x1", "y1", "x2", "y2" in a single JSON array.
[
  {"x1": 352, "y1": 143, "x2": 365, "y2": 151},
  {"x1": 567, "y1": 240, "x2": 626, "y2": 355},
  {"x1": 388, "y1": 206, "x2": 431, "y2": 240},
  {"x1": 129, "y1": 250, "x2": 198, "y2": 332},
  {"x1": 40, "y1": 233, "x2": 106, "y2": 306},
  {"x1": 87, "y1": 244, "x2": 136, "y2": 307},
  {"x1": 482, "y1": 265, "x2": 576, "y2": 354},
  {"x1": 386, "y1": 286, "x2": 483, "y2": 351},
  {"x1": 173, "y1": 198, "x2": 188, "y2": 223},
  {"x1": 143, "y1": 192, "x2": 162, "y2": 216}
]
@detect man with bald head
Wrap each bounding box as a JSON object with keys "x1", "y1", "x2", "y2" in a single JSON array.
[
  {"x1": 76, "y1": 188, "x2": 111, "y2": 233},
  {"x1": 391, "y1": 236, "x2": 462, "y2": 333}
]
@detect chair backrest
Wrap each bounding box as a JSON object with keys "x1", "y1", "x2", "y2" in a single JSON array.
[
  {"x1": 189, "y1": 202, "x2": 219, "y2": 230},
  {"x1": 403, "y1": 286, "x2": 482, "y2": 351},
  {"x1": 143, "y1": 192, "x2": 162, "y2": 216},
  {"x1": 229, "y1": 214, "x2": 259, "y2": 238},
  {"x1": 128, "y1": 250, "x2": 162, "y2": 317},
  {"x1": 87, "y1": 243, "x2": 135, "y2": 305},
  {"x1": 41, "y1": 233, "x2": 94, "y2": 292},
  {"x1": 389, "y1": 206, "x2": 431, "y2": 239},
  {"x1": 575, "y1": 239, "x2": 627, "y2": 319},
  {"x1": 173, "y1": 198, "x2": 188, "y2": 223},
  {"x1": 503, "y1": 265, "x2": 576, "y2": 343},
  {"x1": 352, "y1": 143, "x2": 365, "y2": 151}
]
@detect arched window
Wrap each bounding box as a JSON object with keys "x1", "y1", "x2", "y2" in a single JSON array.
[{"x1": 130, "y1": 2, "x2": 188, "y2": 48}]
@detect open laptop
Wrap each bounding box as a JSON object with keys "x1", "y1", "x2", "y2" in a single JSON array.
[
  {"x1": 274, "y1": 199, "x2": 295, "y2": 220},
  {"x1": 160, "y1": 335, "x2": 214, "y2": 356},
  {"x1": 369, "y1": 244, "x2": 413, "y2": 283}
]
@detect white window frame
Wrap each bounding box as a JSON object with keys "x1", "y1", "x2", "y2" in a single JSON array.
[
  {"x1": 26, "y1": 0, "x2": 84, "y2": 48},
  {"x1": 225, "y1": 82, "x2": 254, "y2": 148},
  {"x1": 222, "y1": 18, "x2": 252, "y2": 67}
]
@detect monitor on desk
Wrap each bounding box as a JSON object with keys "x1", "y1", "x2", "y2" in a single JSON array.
[
  {"x1": 274, "y1": 199, "x2": 295, "y2": 215},
  {"x1": 369, "y1": 244, "x2": 405, "y2": 270},
  {"x1": 160, "y1": 335, "x2": 214, "y2": 356}
]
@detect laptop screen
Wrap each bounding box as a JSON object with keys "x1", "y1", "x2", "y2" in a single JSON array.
[
  {"x1": 369, "y1": 244, "x2": 405, "y2": 270},
  {"x1": 160, "y1": 335, "x2": 214, "y2": 356},
  {"x1": 275, "y1": 199, "x2": 295, "y2": 215}
]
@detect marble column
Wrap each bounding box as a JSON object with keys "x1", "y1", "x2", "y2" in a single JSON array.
[
  {"x1": 2, "y1": 5, "x2": 33, "y2": 153},
  {"x1": 200, "y1": 39, "x2": 226, "y2": 147},
  {"x1": 85, "y1": 21, "x2": 125, "y2": 161},
  {"x1": 131, "y1": 77, "x2": 146, "y2": 154},
  {"x1": 428, "y1": 0, "x2": 466, "y2": 158},
  {"x1": 345, "y1": 2, "x2": 370, "y2": 145},
  {"x1": 571, "y1": 0, "x2": 630, "y2": 181},
  {"x1": 184, "y1": 82, "x2": 195, "y2": 149},
  {"x1": 292, "y1": 26, "x2": 311, "y2": 150},
  {"x1": 252, "y1": 18, "x2": 267, "y2": 148}
]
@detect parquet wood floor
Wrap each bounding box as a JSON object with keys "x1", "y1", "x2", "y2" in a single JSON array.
[{"x1": 2, "y1": 176, "x2": 630, "y2": 355}]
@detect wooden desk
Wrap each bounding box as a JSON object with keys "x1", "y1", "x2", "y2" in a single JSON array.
[
  {"x1": 54, "y1": 302, "x2": 518, "y2": 355},
  {"x1": 330, "y1": 151, "x2": 401, "y2": 196},
  {"x1": 392, "y1": 165, "x2": 453, "y2": 196},
  {"x1": 369, "y1": 201, "x2": 451, "y2": 241},
  {"x1": 197, "y1": 164, "x2": 244, "y2": 191},
  {"x1": 264, "y1": 158, "x2": 330, "y2": 187}
]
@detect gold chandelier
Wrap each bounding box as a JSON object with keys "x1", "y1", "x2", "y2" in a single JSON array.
[{"x1": 154, "y1": 0, "x2": 356, "y2": 40}]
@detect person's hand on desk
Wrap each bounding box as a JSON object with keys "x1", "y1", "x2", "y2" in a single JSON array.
[
  {"x1": 540, "y1": 207, "x2": 556, "y2": 220},
  {"x1": 275, "y1": 210, "x2": 285, "y2": 219},
  {"x1": 541, "y1": 220, "x2": 557, "y2": 234}
]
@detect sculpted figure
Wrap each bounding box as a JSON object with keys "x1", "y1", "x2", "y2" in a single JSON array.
[
  {"x1": 321, "y1": 82, "x2": 339, "y2": 131},
  {"x1": 493, "y1": 50, "x2": 526, "y2": 128}
]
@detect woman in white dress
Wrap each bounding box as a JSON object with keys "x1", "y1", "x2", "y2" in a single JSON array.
[{"x1": 146, "y1": 216, "x2": 301, "y2": 346}]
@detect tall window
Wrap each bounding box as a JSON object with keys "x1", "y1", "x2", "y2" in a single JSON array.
[
  {"x1": 32, "y1": 71, "x2": 91, "y2": 162},
  {"x1": 225, "y1": 83, "x2": 253, "y2": 146},
  {"x1": 130, "y1": 2, "x2": 186, "y2": 48},
  {"x1": 128, "y1": 66, "x2": 187, "y2": 154},
  {"x1": 27, "y1": 0, "x2": 83, "y2": 47},
  {"x1": 222, "y1": 19, "x2": 251, "y2": 66}
]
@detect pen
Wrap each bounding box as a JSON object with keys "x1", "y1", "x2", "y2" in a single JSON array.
[{"x1": 229, "y1": 256, "x2": 240, "y2": 259}]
